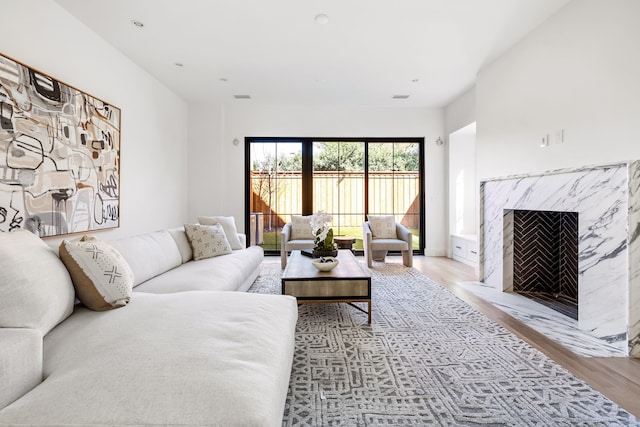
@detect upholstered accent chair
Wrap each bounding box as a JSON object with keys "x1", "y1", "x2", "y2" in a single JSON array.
[
  {"x1": 280, "y1": 215, "x2": 315, "y2": 269},
  {"x1": 363, "y1": 216, "x2": 413, "y2": 268}
]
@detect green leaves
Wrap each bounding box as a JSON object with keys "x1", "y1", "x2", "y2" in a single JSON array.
[{"x1": 314, "y1": 226, "x2": 337, "y2": 250}]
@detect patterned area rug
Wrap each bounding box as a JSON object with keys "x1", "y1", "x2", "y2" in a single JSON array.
[{"x1": 249, "y1": 262, "x2": 639, "y2": 426}]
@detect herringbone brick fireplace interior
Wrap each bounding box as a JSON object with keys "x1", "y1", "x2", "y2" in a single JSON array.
[{"x1": 513, "y1": 210, "x2": 579, "y2": 319}]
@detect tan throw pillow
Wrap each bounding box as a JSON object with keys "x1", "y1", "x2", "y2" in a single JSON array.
[
  {"x1": 197, "y1": 216, "x2": 244, "y2": 250},
  {"x1": 184, "y1": 223, "x2": 232, "y2": 260},
  {"x1": 291, "y1": 215, "x2": 314, "y2": 240},
  {"x1": 59, "y1": 236, "x2": 134, "y2": 312},
  {"x1": 368, "y1": 215, "x2": 397, "y2": 239}
]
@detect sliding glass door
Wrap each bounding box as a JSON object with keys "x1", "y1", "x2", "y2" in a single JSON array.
[
  {"x1": 246, "y1": 137, "x2": 423, "y2": 254},
  {"x1": 247, "y1": 140, "x2": 302, "y2": 250},
  {"x1": 367, "y1": 142, "x2": 421, "y2": 249},
  {"x1": 312, "y1": 141, "x2": 365, "y2": 249}
]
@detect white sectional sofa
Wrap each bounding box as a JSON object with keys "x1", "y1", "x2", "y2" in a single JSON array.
[
  {"x1": 110, "y1": 228, "x2": 264, "y2": 293},
  {"x1": 0, "y1": 227, "x2": 297, "y2": 427}
]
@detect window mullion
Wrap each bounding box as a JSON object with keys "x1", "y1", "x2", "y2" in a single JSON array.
[{"x1": 301, "y1": 139, "x2": 313, "y2": 215}]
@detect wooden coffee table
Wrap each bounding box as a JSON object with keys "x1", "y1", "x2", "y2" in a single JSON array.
[{"x1": 281, "y1": 250, "x2": 372, "y2": 323}]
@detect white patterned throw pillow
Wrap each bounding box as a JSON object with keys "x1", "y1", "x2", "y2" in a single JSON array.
[
  {"x1": 197, "y1": 216, "x2": 244, "y2": 250},
  {"x1": 368, "y1": 215, "x2": 397, "y2": 239},
  {"x1": 291, "y1": 215, "x2": 314, "y2": 240},
  {"x1": 59, "y1": 235, "x2": 134, "y2": 311},
  {"x1": 184, "y1": 223, "x2": 233, "y2": 261}
]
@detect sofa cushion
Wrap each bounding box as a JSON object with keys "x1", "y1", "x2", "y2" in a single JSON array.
[
  {"x1": 0, "y1": 230, "x2": 75, "y2": 335},
  {"x1": 0, "y1": 328, "x2": 43, "y2": 411},
  {"x1": 197, "y1": 216, "x2": 244, "y2": 250},
  {"x1": 368, "y1": 215, "x2": 397, "y2": 239},
  {"x1": 167, "y1": 227, "x2": 193, "y2": 263},
  {"x1": 109, "y1": 230, "x2": 182, "y2": 287},
  {"x1": 0, "y1": 292, "x2": 298, "y2": 427},
  {"x1": 59, "y1": 236, "x2": 134, "y2": 311},
  {"x1": 134, "y1": 246, "x2": 264, "y2": 294},
  {"x1": 184, "y1": 223, "x2": 233, "y2": 260},
  {"x1": 291, "y1": 215, "x2": 314, "y2": 240},
  {"x1": 371, "y1": 238, "x2": 409, "y2": 251},
  {"x1": 285, "y1": 240, "x2": 316, "y2": 250}
]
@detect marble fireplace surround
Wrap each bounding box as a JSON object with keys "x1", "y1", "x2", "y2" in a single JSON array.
[{"x1": 480, "y1": 161, "x2": 640, "y2": 357}]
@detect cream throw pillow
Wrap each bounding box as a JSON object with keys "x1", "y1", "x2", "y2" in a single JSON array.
[
  {"x1": 184, "y1": 223, "x2": 233, "y2": 260},
  {"x1": 368, "y1": 215, "x2": 397, "y2": 239},
  {"x1": 197, "y1": 216, "x2": 243, "y2": 250},
  {"x1": 291, "y1": 215, "x2": 314, "y2": 240},
  {"x1": 0, "y1": 230, "x2": 75, "y2": 334},
  {"x1": 59, "y1": 235, "x2": 134, "y2": 311}
]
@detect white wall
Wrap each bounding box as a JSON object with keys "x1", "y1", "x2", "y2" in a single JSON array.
[
  {"x1": 187, "y1": 104, "x2": 447, "y2": 255},
  {"x1": 187, "y1": 103, "x2": 226, "y2": 219},
  {"x1": 1, "y1": 0, "x2": 189, "y2": 244},
  {"x1": 476, "y1": 0, "x2": 640, "y2": 180},
  {"x1": 444, "y1": 86, "x2": 477, "y2": 257},
  {"x1": 448, "y1": 126, "x2": 477, "y2": 238},
  {"x1": 444, "y1": 86, "x2": 476, "y2": 137}
]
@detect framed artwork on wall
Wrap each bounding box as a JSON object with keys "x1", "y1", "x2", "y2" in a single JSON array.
[{"x1": 0, "y1": 53, "x2": 121, "y2": 237}]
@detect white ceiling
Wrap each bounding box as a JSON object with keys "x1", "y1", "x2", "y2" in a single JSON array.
[{"x1": 55, "y1": 0, "x2": 570, "y2": 108}]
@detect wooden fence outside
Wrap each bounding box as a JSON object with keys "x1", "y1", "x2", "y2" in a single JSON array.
[{"x1": 250, "y1": 171, "x2": 420, "y2": 229}]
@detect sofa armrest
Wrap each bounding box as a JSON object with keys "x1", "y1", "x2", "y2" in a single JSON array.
[
  {"x1": 396, "y1": 223, "x2": 413, "y2": 246},
  {"x1": 0, "y1": 328, "x2": 42, "y2": 410},
  {"x1": 363, "y1": 221, "x2": 373, "y2": 241},
  {"x1": 363, "y1": 222, "x2": 373, "y2": 267},
  {"x1": 280, "y1": 223, "x2": 293, "y2": 269},
  {"x1": 281, "y1": 223, "x2": 292, "y2": 245},
  {"x1": 396, "y1": 223, "x2": 413, "y2": 267},
  {"x1": 237, "y1": 233, "x2": 247, "y2": 248}
]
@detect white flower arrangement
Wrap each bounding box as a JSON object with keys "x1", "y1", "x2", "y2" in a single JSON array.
[{"x1": 310, "y1": 210, "x2": 337, "y2": 251}]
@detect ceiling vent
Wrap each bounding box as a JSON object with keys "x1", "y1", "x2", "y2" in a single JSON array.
[
  {"x1": 392, "y1": 95, "x2": 410, "y2": 99},
  {"x1": 233, "y1": 95, "x2": 251, "y2": 99}
]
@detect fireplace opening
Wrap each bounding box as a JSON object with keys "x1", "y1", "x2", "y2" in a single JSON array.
[{"x1": 512, "y1": 210, "x2": 578, "y2": 320}]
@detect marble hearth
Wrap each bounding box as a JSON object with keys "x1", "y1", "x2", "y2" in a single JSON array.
[{"x1": 479, "y1": 161, "x2": 640, "y2": 357}]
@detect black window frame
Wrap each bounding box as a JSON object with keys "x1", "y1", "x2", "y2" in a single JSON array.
[{"x1": 245, "y1": 137, "x2": 425, "y2": 256}]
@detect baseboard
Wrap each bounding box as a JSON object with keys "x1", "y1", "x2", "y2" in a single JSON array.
[
  {"x1": 425, "y1": 249, "x2": 446, "y2": 257},
  {"x1": 452, "y1": 254, "x2": 478, "y2": 267}
]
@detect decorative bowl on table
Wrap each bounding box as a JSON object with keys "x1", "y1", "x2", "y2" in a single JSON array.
[{"x1": 311, "y1": 257, "x2": 339, "y2": 271}]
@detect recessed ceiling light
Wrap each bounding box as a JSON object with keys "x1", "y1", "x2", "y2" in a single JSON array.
[
  {"x1": 234, "y1": 95, "x2": 251, "y2": 99},
  {"x1": 174, "y1": 62, "x2": 184, "y2": 67},
  {"x1": 392, "y1": 95, "x2": 410, "y2": 99},
  {"x1": 315, "y1": 14, "x2": 329, "y2": 25},
  {"x1": 131, "y1": 20, "x2": 144, "y2": 28},
  {"x1": 220, "y1": 78, "x2": 228, "y2": 82}
]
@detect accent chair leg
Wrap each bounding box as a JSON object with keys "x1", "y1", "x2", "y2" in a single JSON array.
[
  {"x1": 372, "y1": 250, "x2": 387, "y2": 262},
  {"x1": 402, "y1": 250, "x2": 413, "y2": 267}
]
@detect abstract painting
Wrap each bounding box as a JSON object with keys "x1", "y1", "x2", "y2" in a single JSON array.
[{"x1": 0, "y1": 53, "x2": 120, "y2": 237}]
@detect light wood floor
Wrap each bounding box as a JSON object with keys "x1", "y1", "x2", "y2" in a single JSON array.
[{"x1": 408, "y1": 255, "x2": 640, "y2": 418}]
